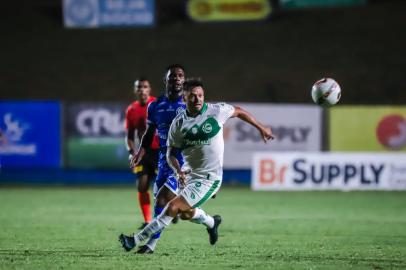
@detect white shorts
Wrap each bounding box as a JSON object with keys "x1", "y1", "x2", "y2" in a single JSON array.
[{"x1": 180, "y1": 178, "x2": 221, "y2": 208}]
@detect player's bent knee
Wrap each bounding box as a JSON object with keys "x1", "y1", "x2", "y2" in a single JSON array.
[
  {"x1": 166, "y1": 197, "x2": 191, "y2": 217},
  {"x1": 179, "y1": 209, "x2": 194, "y2": 220},
  {"x1": 166, "y1": 201, "x2": 181, "y2": 217},
  {"x1": 179, "y1": 212, "x2": 189, "y2": 220}
]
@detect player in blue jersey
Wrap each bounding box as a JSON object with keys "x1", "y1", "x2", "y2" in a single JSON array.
[{"x1": 126, "y1": 64, "x2": 187, "y2": 254}]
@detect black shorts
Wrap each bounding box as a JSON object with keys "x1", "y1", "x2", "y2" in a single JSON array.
[{"x1": 133, "y1": 148, "x2": 158, "y2": 177}]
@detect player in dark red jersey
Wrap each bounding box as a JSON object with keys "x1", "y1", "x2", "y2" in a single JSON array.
[{"x1": 125, "y1": 77, "x2": 159, "y2": 229}]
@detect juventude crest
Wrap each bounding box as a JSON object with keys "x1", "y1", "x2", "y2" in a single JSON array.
[{"x1": 202, "y1": 122, "x2": 212, "y2": 133}]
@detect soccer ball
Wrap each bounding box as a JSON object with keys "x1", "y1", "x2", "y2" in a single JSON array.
[{"x1": 311, "y1": 78, "x2": 341, "y2": 106}]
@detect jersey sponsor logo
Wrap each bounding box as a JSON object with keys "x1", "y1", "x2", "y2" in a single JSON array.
[{"x1": 185, "y1": 138, "x2": 210, "y2": 146}]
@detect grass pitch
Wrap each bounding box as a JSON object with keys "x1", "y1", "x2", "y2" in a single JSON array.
[{"x1": 0, "y1": 187, "x2": 405, "y2": 269}]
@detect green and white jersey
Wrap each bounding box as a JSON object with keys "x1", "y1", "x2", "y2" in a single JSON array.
[{"x1": 167, "y1": 102, "x2": 235, "y2": 181}]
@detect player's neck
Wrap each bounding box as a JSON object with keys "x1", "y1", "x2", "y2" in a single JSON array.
[
  {"x1": 137, "y1": 98, "x2": 148, "y2": 106},
  {"x1": 186, "y1": 103, "x2": 207, "y2": 117},
  {"x1": 186, "y1": 108, "x2": 199, "y2": 117},
  {"x1": 167, "y1": 92, "x2": 181, "y2": 102}
]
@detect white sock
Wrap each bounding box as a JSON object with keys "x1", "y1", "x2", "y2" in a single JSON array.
[
  {"x1": 145, "y1": 238, "x2": 159, "y2": 251},
  {"x1": 134, "y1": 214, "x2": 173, "y2": 244},
  {"x1": 190, "y1": 208, "x2": 214, "y2": 228}
]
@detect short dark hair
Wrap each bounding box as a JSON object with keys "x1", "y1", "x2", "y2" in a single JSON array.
[
  {"x1": 165, "y1": 64, "x2": 185, "y2": 74},
  {"x1": 134, "y1": 76, "x2": 149, "y2": 86},
  {"x1": 183, "y1": 78, "x2": 203, "y2": 92}
]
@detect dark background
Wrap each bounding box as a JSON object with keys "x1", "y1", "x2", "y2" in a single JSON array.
[{"x1": 1, "y1": 0, "x2": 405, "y2": 104}]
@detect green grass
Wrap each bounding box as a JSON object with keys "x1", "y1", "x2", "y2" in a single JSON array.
[{"x1": 0, "y1": 188, "x2": 405, "y2": 269}]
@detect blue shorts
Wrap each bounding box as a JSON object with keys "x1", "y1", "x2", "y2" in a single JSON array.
[{"x1": 153, "y1": 150, "x2": 183, "y2": 197}]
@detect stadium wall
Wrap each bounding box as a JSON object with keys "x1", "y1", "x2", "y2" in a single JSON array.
[{"x1": 1, "y1": 101, "x2": 405, "y2": 187}]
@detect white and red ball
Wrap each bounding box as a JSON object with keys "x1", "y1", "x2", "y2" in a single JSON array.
[{"x1": 311, "y1": 78, "x2": 341, "y2": 106}]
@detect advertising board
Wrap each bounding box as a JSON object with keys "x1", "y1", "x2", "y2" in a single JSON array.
[
  {"x1": 330, "y1": 106, "x2": 406, "y2": 151},
  {"x1": 63, "y1": 0, "x2": 155, "y2": 28},
  {"x1": 187, "y1": 0, "x2": 272, "y2": 22},
  {"x1": 252, "y1": 152, "x2": 406, "y2": 190},
  {"x1": 0, "y1": 101, "x2": 62, "y2": 168},
  {"x1": 224, "y1": 103, "x2": 322, "y2": 168},
  {"x1": 280, "y1": 0, "x2": 366, "y2": 9},
  {"x1": 66, "y1": 103, "x2": 129, "y2": 169}
]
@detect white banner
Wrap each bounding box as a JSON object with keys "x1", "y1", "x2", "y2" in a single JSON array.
[
  {"x1": 252, "y1": 152, "x2": 406, "y2": 190},
  {"x1": 224, "y1": 103, "x2": 322, "y2": 168}
]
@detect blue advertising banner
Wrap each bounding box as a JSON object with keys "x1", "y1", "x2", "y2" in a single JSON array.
[
  {"x1": 63, "y1": 0, "x2": 155, "y2": 28},
  {"x1": 0, "y1": 101, "x2": 62, "y2": 168}
]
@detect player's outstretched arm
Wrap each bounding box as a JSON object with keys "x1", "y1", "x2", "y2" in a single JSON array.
[
  {"x1": 130, "y1": 123, "x2": 156, "y2": 168},
  {"x1": 232, "y1": 106, "x2": 275, "y2": 143}
]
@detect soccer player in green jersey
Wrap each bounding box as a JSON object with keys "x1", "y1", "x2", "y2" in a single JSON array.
[{"x1": 119, "y1": 78, "x2": 274, "y2": 251}]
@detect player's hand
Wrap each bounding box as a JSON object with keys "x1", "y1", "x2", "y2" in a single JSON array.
[
  {"x1": 177, "y1": 169, "x2": 191, "y2": 188},
  {"x1": 177, "y1": 171, "x2": 187, "y2": 187},
  {"x1": 260, "y1": 126, "x2": 275, "y2": 143},
  {"x1": 128, "y1": 154, "x2": 134, "y2": 167},
  {"x1": 130, "y1": 147, "x2": 146, "y2": 168}
]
